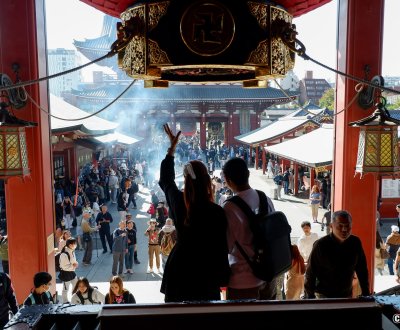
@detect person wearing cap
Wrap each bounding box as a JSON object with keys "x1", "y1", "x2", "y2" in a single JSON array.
[
  {"x1": 24, "y1": 272, "x2": 54, "y2": 306},
  {"x1": 304, "y1": 210, "x2": 370, "y2": 298},
  {"x1": 144, "y1": 219, "x2": 161, "y2": 274},
  {"x1": 385, "y1": 225, "x2": 400, "y2": 275},
  {"x1": 108, "y1": 169, "x2": 119, "y2": 204},
  {"x1": 81, "y1": 210, "x2": 99, "y2": 265}
]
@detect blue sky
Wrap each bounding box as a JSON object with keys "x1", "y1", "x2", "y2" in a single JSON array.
[{"x1": 45, "y1": 0, "x2": 399, "y2": 82}]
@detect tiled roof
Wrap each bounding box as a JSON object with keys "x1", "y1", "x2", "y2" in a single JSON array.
[
  {"x1": 70, "y1": 85, "x2": 299, "y2": 102},
  {"x1": 50, "y1": 94, "x2": 118, "y2": 134},
  {"x1": 265, "y1": 124, "x2": 333, "y2": 167},
  {"x1": 94, "y1": 132, "x2": 142, "y2": 145},
  {"x1": 235, "y1": 118, "x2": 318, "y2": 145},
  {"x1": 73, "y1": 16, "x2": 119, "y2": 69}
]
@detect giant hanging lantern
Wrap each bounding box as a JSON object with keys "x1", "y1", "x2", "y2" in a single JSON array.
[
  {"x1": 111, "y1": 0, "x2": 297, "y2": 85},
  {"x1": 349, "y1": 98, "x2": 400, "y2": 176}
]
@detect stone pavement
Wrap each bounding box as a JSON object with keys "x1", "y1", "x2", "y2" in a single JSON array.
[{"x1": 56, "y1": 167, "x2": 397, "y2": 303}]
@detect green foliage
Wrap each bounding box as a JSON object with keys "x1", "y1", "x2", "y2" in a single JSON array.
[
  {"x1": 319, "y1": 88, "x2": 335, "y2": 110},
  {"x1": 386, "y1": 98, "x2": 400, "y2": 110}
]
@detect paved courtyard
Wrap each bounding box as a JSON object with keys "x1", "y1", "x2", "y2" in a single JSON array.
[{"x1": 56, "y1": 167, "x2": 398, "y2": 303}]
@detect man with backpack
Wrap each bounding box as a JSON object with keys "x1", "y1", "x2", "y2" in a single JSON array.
[
  {"x1": 223, "y1": 157, "x2": 278, "y2": 300},
  {"x1": 24, "y1": 272, "x2": 54, "y2": 306}
]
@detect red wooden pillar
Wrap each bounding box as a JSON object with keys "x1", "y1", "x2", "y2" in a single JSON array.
[
  {"x1": 255, "y1": 145, "x2": 259, "y2": 170},
  {"x1": 0, "y1": 0, "x2": 55, "y2": 302},
  {"x1": 310, "y1": 168, "x2": 315, "y2": 190},
  {"x1": 262, "y1": 144, "x2": 266, "y2": 175},
  {"x1": 200, "y1": 113, "x2": 206, "y2": 149},
  {"x1": 293, "y1": 163, "x2": 299, "y2": 195},
  {"x1": 333, "y1": 0, "x2": 384, "y2": 291}
]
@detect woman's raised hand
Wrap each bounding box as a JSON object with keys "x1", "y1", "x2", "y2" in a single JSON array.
[{"x1": 163, "y1": 124, "x2": 181, "y2": 154}]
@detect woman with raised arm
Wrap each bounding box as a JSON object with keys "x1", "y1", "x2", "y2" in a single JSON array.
[{"x1": 158, "y1": 124, "x2": 230, "y2": 303}]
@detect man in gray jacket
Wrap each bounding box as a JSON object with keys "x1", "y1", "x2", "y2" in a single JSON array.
[{"x1": 112, "y1": 220, "x2": 128, "y2": 276}]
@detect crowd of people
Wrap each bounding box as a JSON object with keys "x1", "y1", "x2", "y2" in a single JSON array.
[{"x1": 0, "y1": 125, "x2": 378, "y2": 327}]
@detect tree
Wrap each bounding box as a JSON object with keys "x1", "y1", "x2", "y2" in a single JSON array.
[{"x1": 319, "y1": 88, "x2": 335, "y2": 110}]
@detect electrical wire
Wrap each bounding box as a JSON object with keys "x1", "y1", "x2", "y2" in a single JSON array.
[
  {"x1": 26, "y1": 79, "x2": 135, "y2": 121},
  {"x1": 0, "y1": 52, "x2": 115, "y2": 92}
]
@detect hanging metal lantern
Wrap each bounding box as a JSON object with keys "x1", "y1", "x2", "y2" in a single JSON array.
[
  {"x1": 113, "y1": 0, "x2": 296, "y2": 85},
  {"x1": 0, "y1": 102, "x2": 37, "y2": 181},
  {"x1": 349, "y1": 98, "x2": 400, "y2": 175}
]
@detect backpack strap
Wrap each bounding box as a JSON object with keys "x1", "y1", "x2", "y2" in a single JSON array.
[
  {"x1": 228, "y1": 195, "x2": 257, "y2": 267},
  {"x1": 88, "y1": 287, "x2": 95, "y2": 304},
  {"x1": 60, "y1": 251, "x2": 71, "y2": 271},
  {"x1": 29, "y1": 293, "x2": 35, "y2": 305},
  {"x1": 76, "y1": 291, "x2": 85, "y2": 305}
]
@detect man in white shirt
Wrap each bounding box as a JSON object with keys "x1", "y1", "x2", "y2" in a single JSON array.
[
  {"x1": 223, "y1": 157, "x2": 276, "y2": 300},
  {"x1": 297, "y1": 221, "x2": 319, "y2": 263}
]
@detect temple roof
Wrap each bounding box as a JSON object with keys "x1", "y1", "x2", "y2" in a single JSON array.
[
  {"x1": 93, "y1": 132, "x2": 142, "y2": 145},
  {"x1": 69, "y1": 84, "x2": 299, "y2": 103},
  {"x1": 265, "y1": 124, "x2": 333, "y2": 168},
  {"x1": 50, "y1": 94, "x2": 118, "y2": 135},
  {"x1": 235, "y1": 117, "x2": 318, "y2": 145},
  {"x1": 79, "y1": 0, "x2": 332, "y2": 18},
  {"x1": 73, "y1": 16, "x2": 119, "y2": 71}
]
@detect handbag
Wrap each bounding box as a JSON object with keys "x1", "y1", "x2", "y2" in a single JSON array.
[
  {"x1": 380, "y1": 248, "x2": 389, "y2": 259},
  {"x1": 83, "y1": 232, "x2": 92, "y2": 242}
]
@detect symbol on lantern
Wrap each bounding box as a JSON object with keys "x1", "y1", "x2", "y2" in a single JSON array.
[
  {"x1": 366, "y1": 145, "x2": 376, "y2": 155},
  {"x1": 7, "y1": 147, "x2": 17, "y2": 157}
]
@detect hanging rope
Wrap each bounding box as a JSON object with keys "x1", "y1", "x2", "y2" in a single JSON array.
[
  {"x1": 272, "y1": 78, "x2": 364, "y2": 118},
  {"x1": 285, "y1": 37, "x2": 400, "y2": 95},
  {"x1": 26, "y1": 79, "x2": 135, "y2": 121}
]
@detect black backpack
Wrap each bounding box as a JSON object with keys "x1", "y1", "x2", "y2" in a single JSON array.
[
  {"x1": 55, "y1": 248, "x2": 70, "y2": 272},
  {"x1": 228, "y1": 190, "x2": 292, "y2": 282}
]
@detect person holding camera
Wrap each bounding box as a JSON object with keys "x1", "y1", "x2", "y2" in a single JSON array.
[
  {"x1": 81, "y1": 210, "x2": 99, "y2": 265},
  {"x1": 145, "y1": 219, "x2": 161, "y2": 274}
]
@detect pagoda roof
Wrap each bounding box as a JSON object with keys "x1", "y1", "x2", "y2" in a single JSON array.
[
  {"x1": 73, "y1": 16, "x2": 119, "y2": 70},
  {"x1": 50, "y1": 94, "x2": 118, "y2": 135},
  {"x1": 265, "y1": 124, "x2": 333, "y2": 168},
  {"x1": 70, "y1": 84, "x2": 299, "y2": 103},
  {"x1": 80, "y1": 0, "x2": 332, "y2": 18}
]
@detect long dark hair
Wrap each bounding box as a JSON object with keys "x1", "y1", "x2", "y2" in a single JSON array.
[
  {"x1": 108, "y1": 276, "x2": 127, "y2": 304},
  {"x1": 72, "y1": 277, "x2": 93, "y2": 295},
  {"x1": 183, "y1": 160, "x2": 213, "y2": 225},
  {"x1": 291, "y1": 244, "x2": 306, "y2": 275}
]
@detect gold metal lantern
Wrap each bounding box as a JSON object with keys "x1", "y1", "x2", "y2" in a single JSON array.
[
  {"x1": 0, "y1": 102, "x2": 37, "y2": 180},
  {"x1": 349, "y1": 99, "x2": 400, "y2": 175}
]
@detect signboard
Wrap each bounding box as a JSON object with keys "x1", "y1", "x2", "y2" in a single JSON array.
[{"x1": 381, "y1": 179, "x2": 400, "y2": 198}]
